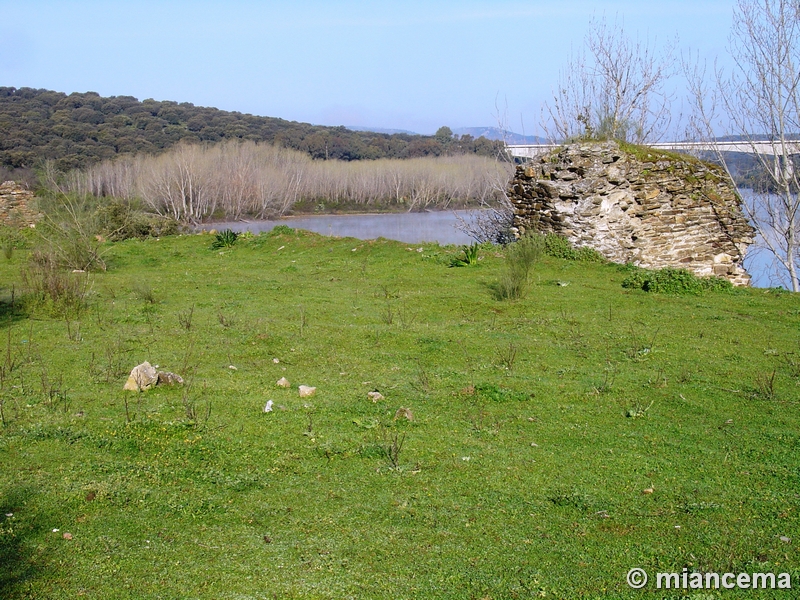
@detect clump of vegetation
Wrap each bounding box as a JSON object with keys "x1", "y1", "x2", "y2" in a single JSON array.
[
  {"x1": 94, "y1": 199, "x2": 181, "y2": 241},
  {"x1": 449, "y1": 243, "x2": 480, "y2": 267},
  {"x1": 621, "y1": 265, "x2": 734, "y2": 294},
  {"x1": 211, "y1": 229, "x2": 239, "y2": 249},
  {"x1": 493, "y1": 233, "x2": 544, "y2": 300},
  {"x1": 543, "y1": 233, "x2": 606, "y2": 262}
]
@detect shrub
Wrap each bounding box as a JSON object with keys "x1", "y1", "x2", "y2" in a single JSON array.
[
  {"x1": 268, "y1": 225, "x2": 295, "y2": 237},
  {"x1": 33, "y1": 192, "x2": 107, "y2": 271},
  {"x1": 20, "y1": 249, "x2": 90, "y2": 316},
  {"x1": 544, "y1": 234, "x2": 605, "y2": 262},
  {"x1": 494, "y1": 233, "x2": 544, "y2": 300},
  {"x1": 95, "y1": 200, "x2": 181, "y2": 241},
  {"x1": 621, "y1": 265, "x2": 734, "y2": 295}
]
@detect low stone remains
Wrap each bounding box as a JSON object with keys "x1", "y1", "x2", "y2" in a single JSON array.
[
  {"x1": 508, "y1": 141, "x2": 754, "y2": 285},
  {"x1": 123, "y1": 362, "x2": 184, "y2": 391},
  {"x1": 0, "y1": 181, "x2": 41, "y2": 227}
]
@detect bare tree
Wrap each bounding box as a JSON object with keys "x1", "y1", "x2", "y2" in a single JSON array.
[
  {"x1": 544, "y1": 15, "x2": 676, "y2": 144},
  {"x1": 686, "y1": 0, "x2": 800, "y2": 291}
]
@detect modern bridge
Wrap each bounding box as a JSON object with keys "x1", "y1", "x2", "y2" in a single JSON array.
[{"x1": 506, "y1": 141, "x2": 800, "y2": 159}]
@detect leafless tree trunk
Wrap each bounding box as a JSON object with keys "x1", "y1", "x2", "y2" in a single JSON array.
[
  {"x1": 544, "y1": 15, "x2": 676, "y2": 144},
  {"x1": 686, "y1": 0, "x2": 800, "y2": 291}
]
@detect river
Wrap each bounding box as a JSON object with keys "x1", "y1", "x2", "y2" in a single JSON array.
[{"x1": 208, "y1": 207, "x2": 780, "y2": 289}]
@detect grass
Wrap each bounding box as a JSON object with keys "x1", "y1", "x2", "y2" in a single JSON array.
[{"x1": 0, "y1": 228, "x2": 799, "y2": 598}]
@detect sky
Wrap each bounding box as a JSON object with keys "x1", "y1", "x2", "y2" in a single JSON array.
[{"x1": 0, "y1": 0, "x2": 739, "y2": 135}]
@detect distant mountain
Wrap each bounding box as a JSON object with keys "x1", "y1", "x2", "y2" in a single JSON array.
[
  {"x1": 346, "y1": 125, "x2": 419, "y2": 136},
  {"x1": 453, "y1": 127, "x2": 547, "y2": 145}
]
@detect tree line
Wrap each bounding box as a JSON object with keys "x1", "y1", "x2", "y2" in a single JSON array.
[{"x1": 0, "y1": 87, "x2": 503, "y2": 172}]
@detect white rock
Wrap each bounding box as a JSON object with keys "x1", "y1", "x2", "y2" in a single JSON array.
[
  {"x1": 273, "y1": 358, "x2": 280, "y2": 364},
  {"x1": 298, "y1": 385, "x2": 316, "y2": 398},
  {"x1": 123, "y1": 361, "x2": 158, "y2": 391},
  {"x1": 276, "y1": 377, "x2": 290, "y2": 388},
  {"x1": 263, "y1": 400, "x2": 274, "y2": 413},
  {"x1": 368, "y1": 391, "x2": 384, "y2": 402}
]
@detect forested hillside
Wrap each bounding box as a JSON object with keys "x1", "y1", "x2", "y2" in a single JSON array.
[{"x1": 0, "y1": 87, "x2": 501, "y2": 172}]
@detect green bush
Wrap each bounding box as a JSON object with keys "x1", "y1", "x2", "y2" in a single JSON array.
[
  {"x1": 544, "y1": 234, "x2": 605, "y2": 262},
  {"x1": 621, "y1": 265, "x2": 733, "y2": 295},
  {"x1": 268, "y1": 225, "x2": 296, "y2": 237},
  {"x1": 494, "y1": 233, "x2": 544, "y2": 300},
  {"x1": 95, "y1": 200, "x2": 181, "y2": 241}
]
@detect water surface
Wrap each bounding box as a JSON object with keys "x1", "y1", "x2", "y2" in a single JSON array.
[{"x1": 208, "y1": 210, "x2": 476, "y2": 246}]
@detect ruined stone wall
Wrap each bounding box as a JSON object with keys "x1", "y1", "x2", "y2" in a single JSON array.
[
  {"x1": 509, "y1": 141, "x2": 754, "y2": 286},
  {"x1": 0, "y1": 181, "x2": 40, "y2": 227}
]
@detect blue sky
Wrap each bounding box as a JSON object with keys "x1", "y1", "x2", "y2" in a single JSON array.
[{"x1": 0, "y1": 0, "x2": 737, "y2": 134}]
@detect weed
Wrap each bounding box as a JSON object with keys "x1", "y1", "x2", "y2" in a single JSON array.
[
  {"x1": 625, "y1": 399, "x2": 654, "y2": 418},
  {"x1": 211, "y1": 229, "x2": 238, "y2": 249},
  {"x1": 382, "y1": 301, "x2": 394, "y2": 325},
  {"x1": 754, "y1": 369, "x2": 777, "y2": 399},
  {"x1": 217, "y1": 309, "x2": 234, "y2": 329},
  {"x1": 178, "y1": 305, "x2": 195, "y2": 331},
  {"x1": 133, "y1": 283, "x2": 158, "y2": 305},
  {"x1": 298, "y1": 305, "x2": 307, "y2": 336},
  {"x1": 474, "y1": 383, "x2": 531, "y2": 402},
  {"x1": 268, "y1": 225, "x2": 295, "y2": 237},
  {"x1": 20, "y1": 251, "x2": 91, "y2": 317},
  {"x1": 182, "y1": 384, "x2": 212, "y2": 428},
  {"x1": 496, "y1": 342, "x2": 518, "y2": 371},
  {"x1": 622, "y1": 265, "x2": 733, "y2": 295},
  {"x1": 449, "y1": 243, "x2": 480, "y2": 267},
  {"x1": 544, "y1": 234, "x2": 605, "y2": 262},
  {"x1": 415, "y1": 358, "x2": 430, "y2": 393},
  {"x1": 40, "y1": 369, "x2": 69, "y2": 413},
  {"x1": 397, "y1": 301, "x2": 417, "y2": 328},
  {"x1": 593, "y1": 362, "x2": 617, "y2": 394},
  {"x1": 381, "y1": 427, "x2": 406, "y2": 470},
  {"x1": 493, "y1": 232, "x2": 544, "y2": 300}
]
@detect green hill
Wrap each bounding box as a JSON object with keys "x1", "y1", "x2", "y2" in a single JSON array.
[{"x1": 0, "y1": 87, "x2": 501, "y2": 172}]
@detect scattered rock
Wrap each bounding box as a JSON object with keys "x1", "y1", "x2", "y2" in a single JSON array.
[
  {"x1": 394, "y1": 407, "x2": 413, "y2": 421},
  {"x1": 298, "y1": 385, "x2": 316, "y2": 398},
  {"x1": 62, "y1": 532, "x2": 73, "y2": 540},
  {"x1": 157, "y1": 372, "x2": 184, "y2": 386},
  {"x1": 228, "y1": 365, "x2": 238, "y2": 370},
  {"x1": 276, "y1": 377, "x2": 290, "y2": 388},
  {"x1": 273, "y1": 358, "x2": 280, "y2": 364},
  {"x1": 368, "y1": 391, "x2": 385, "y2": 402},
  {"x1": 123, "y1": 362, "x2": 158, "y2": 392},
  {"x1": 124, "y1": 362, "x2": 184, "y2": 391},
  {"x1": 263, "y1": 400, "x2": 274, "y2": 413},
  {"x1": 780, "y1": 535, "x2": 791, "y2": 543},
  {"x1": 642, "y1": 487, "x2": 654, "y2": 495}
]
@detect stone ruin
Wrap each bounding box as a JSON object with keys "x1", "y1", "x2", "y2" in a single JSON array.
[
  {"x1": 508, "y1": 141, "x2": 754, "y2": 286},
  {"x1": 0, "y1": 181, "x2": 41, "y2": 227}
]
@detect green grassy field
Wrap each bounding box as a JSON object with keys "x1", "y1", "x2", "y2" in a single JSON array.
[{"x1": 0, "y1": 228, "x2": 798, "y2": 599}]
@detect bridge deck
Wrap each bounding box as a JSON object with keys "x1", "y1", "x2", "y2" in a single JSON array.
[{"x1": 506, "y1": 141, "x2": 800, "y2": 158}]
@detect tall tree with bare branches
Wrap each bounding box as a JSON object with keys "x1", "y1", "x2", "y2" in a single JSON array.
[
  {"x1": 544, "y1": 15, "x2": 676, "y2": 144},
  {"x1": 687, "y1": 0, "x2": 800, "y2": 291}
]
